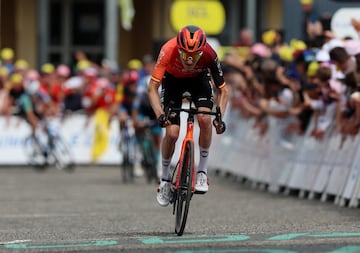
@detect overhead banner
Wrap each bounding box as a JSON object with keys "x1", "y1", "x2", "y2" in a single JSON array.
[{"x1": 170, "y1": 0, "x2": 225, "y2": 35}]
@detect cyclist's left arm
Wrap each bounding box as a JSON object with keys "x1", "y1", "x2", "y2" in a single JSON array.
[{"x1": 207, "y1": 53, "x2": 229, "y2": 118}]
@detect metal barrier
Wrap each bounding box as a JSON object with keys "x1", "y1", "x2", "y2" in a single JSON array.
[
  {"x1": 2, "y1": 104, "x2": 360, "y2": 208},
  {"x1": 208, "y1": 108, "x2": 360, "y2": 208}
]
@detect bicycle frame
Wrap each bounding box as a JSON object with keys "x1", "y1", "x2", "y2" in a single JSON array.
[
  {"x1": 175, "y1": 111, "x2": 196, "y2": 192},
  {"x1": 170, "y1": 99, "x2": 222, "y2": 191},
  {"x1": 167, "y1": 94, "x2": 223, "y2": 236}
]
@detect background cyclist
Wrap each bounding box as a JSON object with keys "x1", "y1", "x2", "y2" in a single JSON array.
[
  {"x1": 132, "y1": 72, "x2": 162, "y2": 183},
  {"x1": 147, "y1": 25, "x2": 229, "y2": 207}
]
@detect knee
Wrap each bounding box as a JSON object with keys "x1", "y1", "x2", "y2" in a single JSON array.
[
  {"x1": 164, "y1": 127, "x2": 179, "y2": 144},
  {"x1": 197, "y1": 114, "x2": 211, "y2": 129}
]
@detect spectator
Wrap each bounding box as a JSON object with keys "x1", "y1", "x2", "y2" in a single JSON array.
[
  {"x1": 233, "y1": 28, "x2": 254, "y2": 48},
  {"x1": 1, "y1": 48, "x2": 15, "y2": 74}
]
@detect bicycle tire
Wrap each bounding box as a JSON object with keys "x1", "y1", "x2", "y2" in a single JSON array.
[
  {"x1": 49, "y1": 134, "x2": 75, "y2": 172},
  {"x1": 175, "y1": 141, "x2": 194, "y2": 236},
  {"x1": 23, "y1": 135, "x2": 48, "y2": 171},
  {"x1": 141, "y1": 135, "x2": 158, "y2": 184},
  {"x1": 121, "y1": 137, "x2": 135, "y2": 183}
]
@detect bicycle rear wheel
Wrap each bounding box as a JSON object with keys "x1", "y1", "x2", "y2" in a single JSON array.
[
  {"x1": 49, "y1": 134, "x2": 75, "y2": 172},
  {"x1": 174, "y1": 141, "x2": 194, "y2": 236},
  {"x1": 121, "y1": 137, "x2": 135, "y2": 183},
  {"x1": 141, "y1": 135, "x2": 158, "y2": 184}
]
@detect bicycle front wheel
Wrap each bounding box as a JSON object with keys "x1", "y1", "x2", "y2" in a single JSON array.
[
  {"x1": 23, "y1": 135, "x2": 48, "y2": 171},
  {"x1": 175, "y1": 141, "x2": 194, "y2": 236}
]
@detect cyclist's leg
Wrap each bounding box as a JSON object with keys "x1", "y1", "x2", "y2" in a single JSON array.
[
  {"x1": 188, "y1": 74, "x2": 214, "y2": 175},
  {"x1": 159, "y1": 73, "x2": 184, "y2": 181},
  {"x1": 161, "y1": 124, "x2": 180, "y2": 180}
]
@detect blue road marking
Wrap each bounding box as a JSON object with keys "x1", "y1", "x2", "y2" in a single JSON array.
[
  {"x1": 267, "y1": 232, "x2": 360, "y2": 241},
  {"x1": 328, "y1": 246, "x2": 360, "y2": 253},
  {"x1": 165, "y1": 250, "x2": 297, "y2": 253},
  {"x1": 140, "y1": 234, "x2": 249, "y2": 244},
  {"x1": 3, "y1": 232, "x2": 360, "y2": 250}
]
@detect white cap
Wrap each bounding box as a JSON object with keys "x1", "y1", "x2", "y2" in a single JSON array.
[
  {"x1": 64, "y1": 76, "x2": 84, "y2": 89},
  {"x1": 316, "y1": 49, "x2": 330, "y2": 62},
  {"x1": 344, "y1": 39, "x2": 360, "y2": 56},
  {"x1": 322, "y1": 39, "x2": 345, "y2": 52},
  {"x1": 25, "y1": 80, "x2": 40, "y2": 95}
]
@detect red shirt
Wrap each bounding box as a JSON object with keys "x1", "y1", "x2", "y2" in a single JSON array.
[
  {"x1": 151, "y1": 37, "x2": 225, "y2": 88},
  {"x1": 94, "y1": 88, "x2": 116, "y2": 109}
]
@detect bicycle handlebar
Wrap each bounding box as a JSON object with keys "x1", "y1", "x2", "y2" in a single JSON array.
[{"x1": 164, "y1": 99, "x2": 226, "y2": 134}]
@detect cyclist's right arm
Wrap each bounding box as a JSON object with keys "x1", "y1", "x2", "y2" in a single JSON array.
[
  {"x1": 148, "y1": 78, "x2": 170, "y2": 128},
  {"x1": 148, "y1": 44, "x2": 173, "y2": 128}
]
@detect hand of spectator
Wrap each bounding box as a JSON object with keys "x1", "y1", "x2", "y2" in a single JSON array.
[
  {"x1": 311, "y1": 128, "x2": 324, "y2": 140},
  {"x1": 289, "y1": 105, "x2": 304, "y2": 116},
  {"x1": 351, "y1": 18, "x2": 360, "y2": 33},
  {"x1": 303, "y1": 92, "x2": 313, "y2": 107},
  {"x1": 258, "y1": 98, "x2": 268, "y2": 111}
]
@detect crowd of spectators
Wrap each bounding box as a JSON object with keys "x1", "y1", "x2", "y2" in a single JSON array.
[
  {"x1": 0, "y1": 49, "x2": 156, "y2": 128},
  {"x1": 222, "y1": 18, "x2": 360, "y2": 149},
  {"x1": 2, "y1": 16, "x2": 360, "y2": 150}
]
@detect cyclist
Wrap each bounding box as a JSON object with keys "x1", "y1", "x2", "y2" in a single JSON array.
[
  {"x1": 147, "y1": 25, "x2": 229, "y2": 206},
  {"x1": 9, "y1": 72, "x2": 52, "y2": 135},
  {"x1": 117, "y1": 69, "x2": 140, "y2": 181},
  {"x1": 132, "y1": 74, "x2": 162, "y2": 182}
]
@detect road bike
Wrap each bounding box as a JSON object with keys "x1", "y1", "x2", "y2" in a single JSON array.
[
  {"x1": 23, "y1": 119, "x2": 75, "y2": 172},
  {"x1": 136, "y1": 118, "x2": 159, "y2": 184},
  {"x1": 119, "y1": 118, "x2": 137, "y2": 183},
  {"x1": 166, "y1": 93, "x2": 224, "y2": 236}
]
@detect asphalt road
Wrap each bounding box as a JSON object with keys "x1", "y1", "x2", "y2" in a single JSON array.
[{"x1": 0, "y1": 166, "x2": 360, "y2": 253}]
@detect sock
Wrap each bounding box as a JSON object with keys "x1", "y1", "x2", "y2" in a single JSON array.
[
  {"x1": 161, "y1": 158, "x2": 171, "y2": 181},
  {"x1": 197, "y1": 147, "x2": 209, "y2": 174}
]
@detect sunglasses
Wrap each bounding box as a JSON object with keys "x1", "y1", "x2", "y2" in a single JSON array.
[{"x1": 178, "y1": 49, "x2": 203, "y2": 62}]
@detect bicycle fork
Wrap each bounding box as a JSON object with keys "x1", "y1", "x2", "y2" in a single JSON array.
[{"x1": 175, "y1": 118, "x2": 196, "y2": 193}]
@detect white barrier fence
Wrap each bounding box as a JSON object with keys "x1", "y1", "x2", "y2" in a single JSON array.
[
  {"x1": 209, "y1": 108, "x2": 360, "y2": 208},
  {"x1": 0, "y1": 114, "x2": 122, "y2": 165},
  {"x1": 1, "y1": 107, "x2": 360, "y2": 208}
]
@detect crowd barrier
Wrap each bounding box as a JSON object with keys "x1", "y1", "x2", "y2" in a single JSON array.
[
  {"x1": 0, "y1": 114, "x2": 122, "y2": 165},
  {"x1": 1, "y1": 105, "x2": 360, "y2": 208},
  {"x1": 209, "y1": 105, "x2": 360, "y2": 208}
]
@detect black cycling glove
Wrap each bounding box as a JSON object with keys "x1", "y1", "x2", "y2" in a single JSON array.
[
  {"x1": 213, "y1": 119, "x2": 226, "y2": 134},
  {"x1": 157, "y1": 114, "x2": 167, "y2": 128}
]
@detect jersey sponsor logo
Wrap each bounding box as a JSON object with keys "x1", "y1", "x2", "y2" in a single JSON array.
[
  {"x1": 157, "y1": 50, "x2": 165, "y2": 65},
  {"x1": 215, "y1": 57, "x2": 223, "y2": 76}
]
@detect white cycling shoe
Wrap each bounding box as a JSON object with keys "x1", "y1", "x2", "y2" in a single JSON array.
[
  {"x1": 157, "y1": 180, "x2": 171, "y2": 207},
  {"x1": 195, "y1": 172, "x2": 208, "y2": 193}
]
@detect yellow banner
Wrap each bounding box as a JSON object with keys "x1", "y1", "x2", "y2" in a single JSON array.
[
  {"x1": 91, "y1": 108, "x2": 111, "y2": 162},
  {"x1": 170, "y1": 0, "x2": 225, "y2": 35}
]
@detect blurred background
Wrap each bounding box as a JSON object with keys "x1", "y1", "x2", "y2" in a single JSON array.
[{"x1": 1, "y1": 0, "x2": 359, "y2": 70}]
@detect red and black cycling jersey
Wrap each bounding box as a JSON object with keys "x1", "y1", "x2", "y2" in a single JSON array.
[{"x1": 151, "y1": 37, "x2": 225, "y2": 89}]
